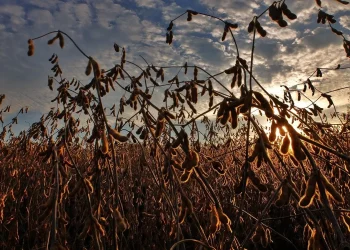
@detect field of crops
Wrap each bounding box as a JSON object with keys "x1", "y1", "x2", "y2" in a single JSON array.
[{"x1": 1, "y1": 1, "x2": 350, "y2": 249}]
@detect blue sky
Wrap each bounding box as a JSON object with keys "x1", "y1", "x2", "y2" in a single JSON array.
[{"x1": 0, "y1": 0, "x2": 350, "y2": 134}]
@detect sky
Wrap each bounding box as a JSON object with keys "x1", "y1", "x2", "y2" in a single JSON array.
[{"x1": 0, "y1": 0, "x2": 350, "y2": 135}]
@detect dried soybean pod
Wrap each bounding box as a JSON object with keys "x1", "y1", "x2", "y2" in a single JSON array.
[
  {"x1": 101, "y1": 131, "x2": 109, "y2": 154},
  {"x1": 178, "y1": 205, "x2": 187, "y2": 224},
  {"x1": 84, "y1": 178, "x2": 94, "y2": 193},
  {"x1": 303, "y1": 224, "x2": 312, "y2": 243},
  {"x1": 182, "y1": 194, "x2": 194, "y2": 215},
  {"x1": 216, "y1": 206, "x2": 230, "y2": 226},
  {"x1": 277, "y1": 123, "x2": 286, "y2": 136},
  {"x1": 40, "y1": 192, "x2": 55, "y2": 209},
  {"x1": 27, "y1": 39, "x2": 35, "y2": 56},
  {"x1": 108, "y1": 127, "x2": 129, "y2": 142},
  {"x1": 289, "y1": 154, "x2": 299, "y2": 167},
  {"x1": 91, "y1": 57, "x2": 101, "y2": 78},
  {"x1": 230, "y1": 106, "x2": 238, "y2": 129},
  {"x1": 299, "y1": 174, "x2": 317, "y2": 208},
  {"x1": 342, "y1": 213, "x2": 350, "y2": 232},
  {"x1": 78, "y1": 218, "x2": 91, "y2": 239},
  {"x1": 307, "y1": 229, "x2": 315, "y2": 250},
  {"x1": 171, "y1": 159, "x2": 182, "y2": 171},
  {"x1": 208, "y1": 79, "x2": 213, "y2": 96},
  {"x1": 280, "y1": 135, "x2": 290, "y2": 155},
  {"x1": 91, "y1": 215, "x2": 105, "y2": 236},
  {"x1": 275, "y1": 182, "x2": 291, "y2": 207},
  {"x1": 155, "y1": 120, "x2": 165, "y2": 138},
  {"x1": 248, "y1": 20, "x2": 255, "y2": 33},
  {"x1": 311, "y1": 228, "x2": 322, "y2": 250},
  {"x1": 264, "y1": 228, "x2": 272, "y2": 247},
  {"x1": 191, "y1": 84, "x2": 198, "y2": 103},
  {"x1": 254, "y1": 91, "x2": 273, "y2": 117},
  {"x1": 164, "y1": 110, "x2": 176, "y2": 120},
  {"x1": 269, "y1": 120, "x2": 277, "y2": 142},
  {"x1": 319, "y1": 172, "x2": 344, "y2": 203},
  {"x1": 180, "y1": 169, "x2": 193, "y2": 183},
  {"x1": 239, "y1": 91, "x2": 252, "y2": 113},
  {"x1": 136, "y1": 126, "x2": 143, "y2": 135},
  {"x1": 248, "y1": 170, "x2": 267, "y2": 193},
  {"x1": 220, "y1": 110, "x2": 230, "y2": 125},
  {"x1": 188, "y1": 150, "x2": 199, "y2": 168},
  {"x1": 85, "y1": 59, "x2": 93, "y2": 76},
  {"x1": 211, "y1": 161, "x2": 225, "y2": 175},
  {"x1": 57, "y1": 32, "x2": 65, "y2": 48},
  {"x1": 234, "y1": 176, "x2": 245, "y2": 194},
  {"x1": 209, "y1": 205, "x2": 220, "y2": 235},
  {"x1": 252, "y1": 225, "x2": 264, "y2": 243},
  {"x1": 47, "y1": 34, "x2": 59, "y2": 45},
  {"x1": 287, "y1": 126, "x2": 306, "y2": 161},
  {"x1": 217, "y1": 101, "x2": 226, "y2": 120},
  {"x1": 209, "y1": 95, "x2": 214, "y2": 108}
]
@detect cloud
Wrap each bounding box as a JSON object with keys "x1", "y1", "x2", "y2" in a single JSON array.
[
  {"x1": 0, "y1": 0, "x2": 349, "y2": 136},
  {"x1": 0, "y1": 5, "x2": 26, "y2": 31},
  {"x1": 135, "y1": 0, "x2": 163, "y2": 9},
  {"x1": 340, "y1": 15, "x2": 350, "y2": 30},
  {"x1": 27, "y1": 9, "x2": 54, "y2": 27},
  {"x1": 74, "y1": 3, "x2": 92, "y2": 27}
]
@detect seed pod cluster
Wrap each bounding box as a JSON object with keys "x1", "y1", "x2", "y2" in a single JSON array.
[
  {"x1": 221, "y1": 22, "x2": 238, "y2": 41},
  {"x1": 225, "y1": 60, "x2": 242, "y2": 88},
  {"x1": 317, "y1": 10, "x2": 336, "y2": 24},
  {"x1": 186, "y1": 10, "x2": 198, "y2": 22},
  {"x1": 166, "y1": 30, "x2": 173, "y2": 45},
  {"x1": 253, "y1": 91, "x2": 273, "y2": 118},
  {"x1": 154, "y1": 108, "x2": 176, "y2": 138},
  {"x1": 126, "y1": 87, "x2": 142, "y2": 110},
  {"x1": 247, "y1": 139, "x2": 270, "y2": 169},
  {"x1": 239, "y1": 91, "x2": 252, "y2": 113},
  {"x1": 216, "y1": 99, "x2": 241, "y2": 129},
  {"x1": 268, "y1": 2, "x2": 296, "y2": 27},
  {"x1": 248, "y1": 19, "x2": 267, "y2": 37},
  {"x1": 285, "y1": 125, "x2": 306, "y2": 161},
  {"x1": 47, "y1": 32, "x2": 65, "y2": 48}
]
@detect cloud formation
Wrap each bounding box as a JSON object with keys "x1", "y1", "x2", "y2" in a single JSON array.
[{"x1": 0, "y1": 0, "x2": 349, "y2": 133}]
